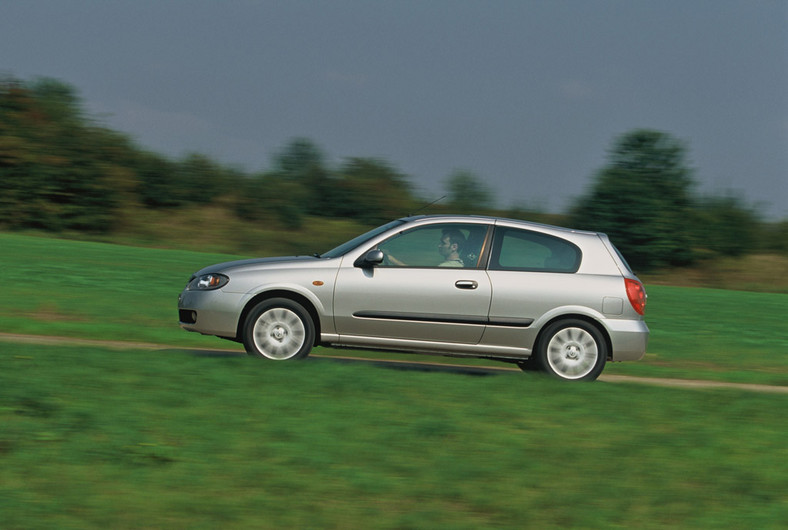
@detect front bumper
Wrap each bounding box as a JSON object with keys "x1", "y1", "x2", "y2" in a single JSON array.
[{"x1": 178, "y1": 289, "x2": 245, "y2": 338}]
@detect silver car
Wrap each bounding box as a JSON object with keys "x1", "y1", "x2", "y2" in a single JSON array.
[{"x1": 178, "y1": 215, "x2": 648, "y2": 381}]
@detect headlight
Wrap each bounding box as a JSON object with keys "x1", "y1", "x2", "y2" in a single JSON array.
[{"x1": 187, "y1": 273, "x2": 229, "y2": 291}]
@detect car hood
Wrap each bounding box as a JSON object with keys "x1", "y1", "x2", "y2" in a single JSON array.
[{"x1": 195, "y1": 256, "x2": 321, "y2": 276}]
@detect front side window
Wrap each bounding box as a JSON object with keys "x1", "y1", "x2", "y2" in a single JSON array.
[
  {"x1": 490, "y1": 227, "x2": 580, "y2": 273},
  {"x1": 376, "y1": 223, "x2": 490, "y2": 268},
  {"x1": 322, "y1": 219, "x2": 405, "y2": 258}
]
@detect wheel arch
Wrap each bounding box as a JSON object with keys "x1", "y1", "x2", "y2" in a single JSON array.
[
  {"x1": 533, "y1": 313, "x2": 613, "y2": 361},
  {"x1": 237, "y1": 290, "x2": 322, "y2": 346}
]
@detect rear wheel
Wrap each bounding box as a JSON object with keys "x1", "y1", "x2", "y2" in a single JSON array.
[
  {"x1": 243, "y1": 298, "x2": 314, "y2": 360},
  {"x1": 536, "y1": 319, "x2": 606, "y2": 381}
]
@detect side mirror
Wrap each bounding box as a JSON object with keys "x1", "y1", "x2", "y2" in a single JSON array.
[{"x1": 354, "y1": 249, "x2": 384, "y2": 268}]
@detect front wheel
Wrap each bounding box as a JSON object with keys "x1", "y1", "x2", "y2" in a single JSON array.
[
  {"x1": 536, "y1": 319, "x2": 607, "y2": 381},
  {"x1": 243, "y1": 298, "x2": 315, "y2": 360}
]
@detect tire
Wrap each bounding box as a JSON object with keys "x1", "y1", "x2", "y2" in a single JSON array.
[
  {"x1": 242, "y1": 298, "x2": 315, "y2": 360},
  {"x1": 536, "y1": 319, "x2": 607, "y2": 381}
]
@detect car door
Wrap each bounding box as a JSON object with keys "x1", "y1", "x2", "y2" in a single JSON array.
[
  {"x1": 333, "y1": 222, "x2": 493, "y2": 344},
  {"x1": 482, "y1": 224, "x2": 585, "y2": 349}
]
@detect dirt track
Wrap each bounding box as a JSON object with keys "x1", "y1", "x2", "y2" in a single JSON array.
[{"x1": 2, "y1": 332, "x2": 786, "y2": 394}]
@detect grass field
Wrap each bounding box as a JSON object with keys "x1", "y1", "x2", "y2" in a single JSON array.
[
  {"x1": 1, "y1": 232, "x2": 786, "y2": 385},
  {"x1": 1, "y1": 342, "x2": 787, "y2": 528}
]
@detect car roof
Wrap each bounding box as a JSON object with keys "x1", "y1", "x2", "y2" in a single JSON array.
[{"x1": 398, "y1": 214, "x2": 600, "y2": 237}]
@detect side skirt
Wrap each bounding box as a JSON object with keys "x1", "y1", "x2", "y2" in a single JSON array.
[{"x1": 320, "y1": 333, "x2": 531, "y2": 361}]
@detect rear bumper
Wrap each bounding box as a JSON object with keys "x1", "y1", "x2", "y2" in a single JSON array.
[{"x1": 606, "y1": 319, "x2": 649, "y2": 361}]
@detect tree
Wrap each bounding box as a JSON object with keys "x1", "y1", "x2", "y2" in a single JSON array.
[
  {"x1": 692, "y1": 194, "x2": 760, "y2": 257},
  {"x1": 268, "y1": 138, "x2": 327, "y2": 218},
  {"x1": 264, "y1": 140, "x2": 417, "y2": 224},
  {"x1": 236, "y1": 171, "x2": 305, "y2": 228},
  {"x1": 176, "y1": 153, "x2": 231, "y2": 205},
  {"x1": 445, "y1": 170, "x2": 494, "y2": 212},
  {"x1": 759, "y1": 220, "x2": 788, "y2": 254},
  {"x1": 135, "y1": 151, "x2": 180, "y2": 208},
  {"x1": 272, "y1": 137, "x2": 324, "y2": 178},
  {"x1": 0, "y1": 77, "x2": 122, "y2": 232},
  {"x1": 570, "y1": 130, "x2": 696, "y2": 271},
  {"x1": 30, "y1": 77, "x2": 84, "y2": 123},
  {"x1": 334, "y1": 157, "x2": 414, "y2": 224}
]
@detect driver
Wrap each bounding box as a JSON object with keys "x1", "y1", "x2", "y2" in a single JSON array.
[
  {"x1": 382, "y1": 228, "x2": 466, "y2": 267},
  {"x1": 437, "y1": 229, "x2": 465, "y2": 267}
]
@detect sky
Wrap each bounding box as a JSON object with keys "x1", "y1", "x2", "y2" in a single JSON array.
[{"x1": 2, "y1": 1, "x2": 786, "y2": 219}]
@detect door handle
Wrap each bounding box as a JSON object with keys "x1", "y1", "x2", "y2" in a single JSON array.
[{"x1": 455, "y1": 280, "x2": 478, "y2": 290}]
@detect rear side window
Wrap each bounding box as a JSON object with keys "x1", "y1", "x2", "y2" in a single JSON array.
[
  {"x1": 611, "y1": 243, "x2": 635, "y2": 275},
  {"x1": 489, "y1": 227, "x2": 581, "y2": 273}
]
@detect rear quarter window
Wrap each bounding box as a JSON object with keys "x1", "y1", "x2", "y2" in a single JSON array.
[
  {"x1": 611, "y1": 243, "x2": 635, "y2": 275},
  {"x1": 490, "y1": 227, "x2": 581, "y2": 273}
]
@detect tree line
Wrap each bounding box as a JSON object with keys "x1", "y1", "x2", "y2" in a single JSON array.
[
  {"x1": 1, "y1": 76, "x2": 784, "y2": 271},
  {"x1": 0, "y1": 77, "x2": 424, "y2": 232}
]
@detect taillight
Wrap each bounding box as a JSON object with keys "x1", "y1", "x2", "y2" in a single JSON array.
[{"x1": 625, "y1": 278, "x2": 647, "y2": 316}]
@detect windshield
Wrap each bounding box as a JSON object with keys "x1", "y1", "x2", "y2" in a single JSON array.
[{"x1": 321, "y1": 219, "x2": 405, "y2": 259}]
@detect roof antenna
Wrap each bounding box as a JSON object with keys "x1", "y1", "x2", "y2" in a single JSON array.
[{"x1": 409, "y1": 195, "x2": 446, "y2": 216}]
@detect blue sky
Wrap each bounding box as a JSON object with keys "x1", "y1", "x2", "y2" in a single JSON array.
[{"x1": 2, "y1": 1, "x2": 786, "y2": 218}]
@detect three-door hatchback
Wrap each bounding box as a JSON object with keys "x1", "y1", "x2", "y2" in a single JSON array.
[{"x1": 179, "y1": 215, "x2": 648, "y2": 381}]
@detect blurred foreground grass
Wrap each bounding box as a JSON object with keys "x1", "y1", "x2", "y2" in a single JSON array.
[{"x1": 1, "y1": 342, "x2": 786, "y2": 528}]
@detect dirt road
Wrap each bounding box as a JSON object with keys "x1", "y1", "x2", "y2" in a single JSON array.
[{"x1": 1, "y1": 332, "x2": 786, "y2": 394}]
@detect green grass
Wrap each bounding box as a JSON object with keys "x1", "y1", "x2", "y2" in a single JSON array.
[
  {"x1": 1, "y1": 342, "x2": 786, "y2": 528},
  {"x1": 1, "y1": 232, "x2": 787, "y2": 385},
  {"x1": 0, "y1": 232, "x2": 238, "y2": 346},
  {"x1": 605, "y1": 287, "x2": 788, "y2": 385}
]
